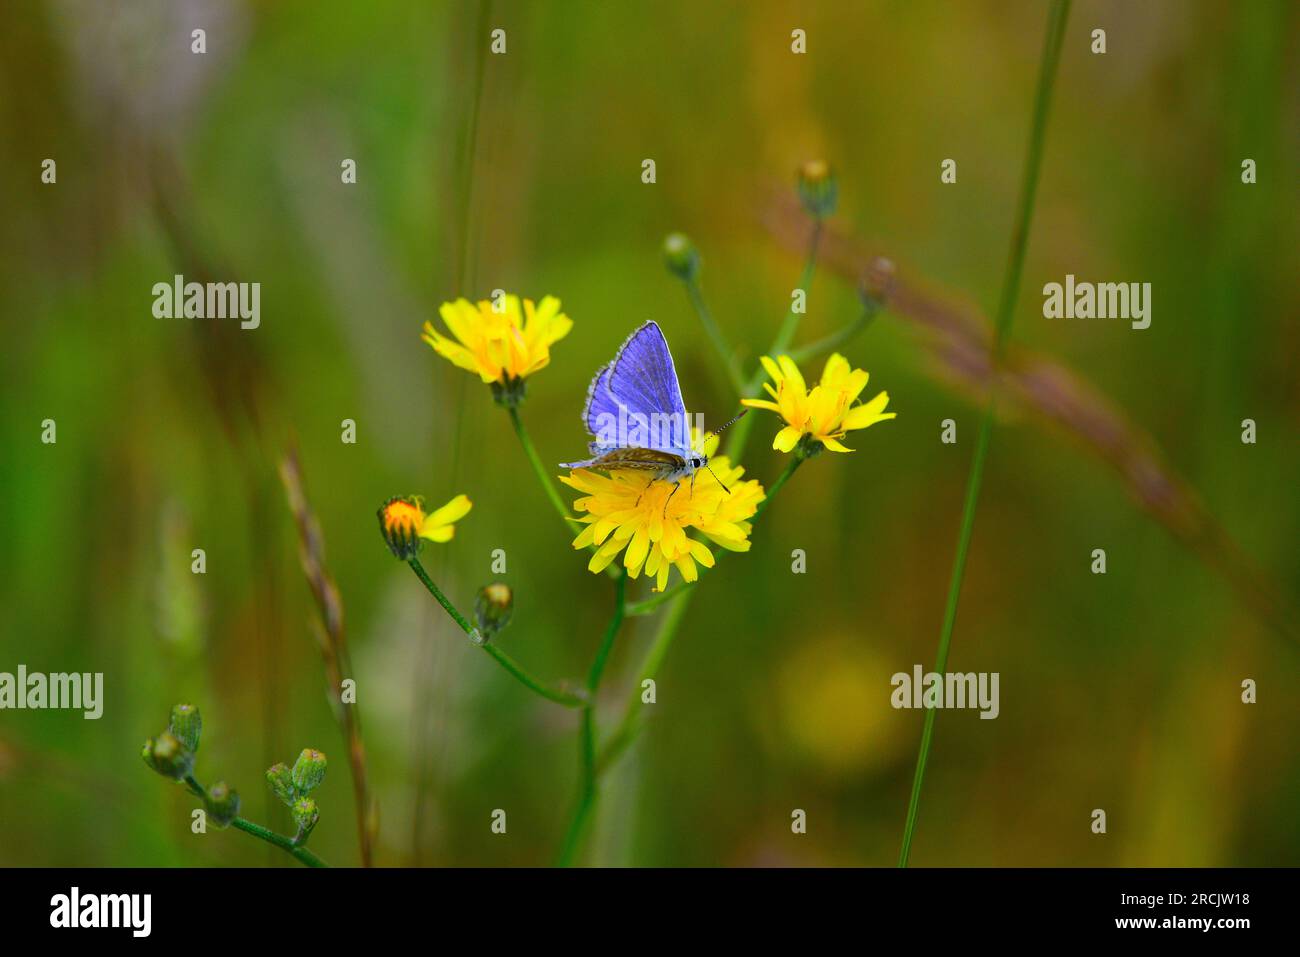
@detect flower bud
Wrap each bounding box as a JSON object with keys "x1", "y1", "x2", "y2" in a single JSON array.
[
  {"x1": 474, "y1": 582, "x2": 514, "y2": 642},
  {"x1": 662, "y1": 233, "x2": 700, "y2": 281},
  {"x1": 859, "y1": 256, "x2": 896, "y2": 309},
  {"x1": 291, "y1": 796, "x2": 320, "y2": 833},
  {"x1": 168, "y1": 703, "x2": 202, "y2": 754},
  {"x1": 205, "y1": 781, "x2": 241, "y2": 828},
  {"x1": 797, "y1": 159, "x2": 838, "y2": 218},
  {"x1": 291, "y1": 748, "x2": 327, "y2": 794},
  {"x1": 378, "y1": 497, "x2": 425, "y2": 560},
  {"x1": 266, "y1": 762, "x2": 296, "y2": 806},
  {"x1": 143, "y1": 731, "x2": 193, "y2": 781}
]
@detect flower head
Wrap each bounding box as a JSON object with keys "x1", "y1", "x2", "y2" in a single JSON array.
[
  {"x1": 474, "y1": 582, "x2": 514, "y2": 641},
  {"x1": 743, "y1": 353, "x2": 895, "y2": 453},
  {"x1": 422, "y1": 294, "x2": 572, "y2": 393},
  {"x1": 291, "y1": 748, "x2": 328, "y2": 794},
  {"x1": 561, "y1": 433, "x2": 764, "y2": 591},
  {"x1": 662, "y1": 232, "x2": 700, "y2": 281},
  {"x1": 797, "y1": 160, "x2": 838, "y2": 218},
  {"x1": 378, "y1": 494, "x2": 472, "y2": 560},
  {"x1": 205, "y1": 781, "x2": 241, "y2": 828}
]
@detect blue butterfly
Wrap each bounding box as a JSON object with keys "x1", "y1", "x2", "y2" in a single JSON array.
[{"x1": 561, "y1": 322, "x2": 745, "y2": 509}]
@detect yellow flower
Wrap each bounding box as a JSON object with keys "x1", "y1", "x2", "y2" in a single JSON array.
[
  {"x1": 560, "y1": 433, "x2": 764, "y2": 592},
  {"x1": 742, "y1": 353, "x2": 894, "y2": 453},
  {"x1": 378, "y1": 494, "x2": 473, "y2": 560},
  {"x1": 422, "y1": 294, "x2": 572, "y2": 386}
]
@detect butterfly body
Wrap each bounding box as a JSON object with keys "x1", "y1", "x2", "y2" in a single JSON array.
[{"x1": 572, "y1": 444, "x2": 705, "y2": 484}]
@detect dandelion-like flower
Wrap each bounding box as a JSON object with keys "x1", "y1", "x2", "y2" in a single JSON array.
[
  {"x1": 422, "y1": 294, "x2": 572, "y2": 398},
  {"x1": 742, "y1": 353, "x2": 894, "y2": 453},
  {"x1": 378, "y1": 494, "x2": 472, "y2": 560},
  {"x1": 561, "y1": 433, "x2": 764, "y2": 592}
]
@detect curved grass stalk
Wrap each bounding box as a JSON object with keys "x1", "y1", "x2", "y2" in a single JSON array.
[{"x1": 897, "y1": 0, "x2": 1071, "y2": 868}]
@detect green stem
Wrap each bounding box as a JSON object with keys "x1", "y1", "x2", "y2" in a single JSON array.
[
  {"x1": 407, "y1": 556, "x2": 477, "y2": 635},
  {"x1": 683, "y1": 277, "x2": 745, "y2": 394},
  {"x1": 768, "y1": 219, "x2": 823, "y2": 357},
  {"x1": 508, "y1": 404, "x2": 579, "y2": 530},
  {"x1": 597, "y1": 585, "x2": 694, "y2": 774},
  {"x1": 897, "y1": 0, "x2": 1070, "y2": 868},
  {"x1": 755, "y1": 452, "x2": 806, "y2": 516},
  {"x1": 557, "y1": 571, "x2": 627, "y2": 866},
  {"x1": 726, "y1": 221, "x2": 823, "y2": 462},
  {"x1": 231, "y1": 817, "x2": 328, "y2": 868},
  {"x1": 184, "y1": 776, "x2": 329, "y2": 868},
  {"x1": 406, "y1": 556, "x2": 584, "y2": 707},
  {"x1": 482, "y1": 644, "x2": 586, "y2": 708},
  {"x1": 789, "y1": 298, "x2": 882, "y2": 366}
]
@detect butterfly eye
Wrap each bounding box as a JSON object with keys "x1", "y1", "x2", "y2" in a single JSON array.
[{"x1": 692, "y1": 457, "x2": 702, "y2": 467}]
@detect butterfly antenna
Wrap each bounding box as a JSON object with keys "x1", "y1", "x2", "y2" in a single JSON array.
[
  {"x1": 704, "y1": 463, "x2": 732, "y2": 495},
  {"x1": 707, "y1": 408, "x2": 749, "y2": 438}
]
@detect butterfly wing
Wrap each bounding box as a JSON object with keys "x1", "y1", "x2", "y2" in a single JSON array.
[
  {"x1": 566, "y1": 322, "x2": 692, "y2": 471},
  {"x1": 581, "y1": 364, "x2": 622, "y2": 438},
  {"x1": 603, "y1": 322, "x2": 689, "y2": 452}
]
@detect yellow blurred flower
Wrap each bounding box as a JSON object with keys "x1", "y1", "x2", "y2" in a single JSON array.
[
  {"x1": 378, "y1": 494, "x2": 472, "y2": 560},
  {"x1": 422, "y1": 294, "x2": 572, "y2": 386},
  {"x1": 770, "y1": 637, "x2": 909, "y2": 779},
  {"x1": 742, "y1": 353, "x2": 894, "y2": 453},
  {"x1": 560, "y1": 433, "x2": 764, "y2": 591}
]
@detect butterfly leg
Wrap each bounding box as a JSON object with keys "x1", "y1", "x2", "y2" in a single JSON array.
[
  {"x1": 661, "y1": 479, "x2": 682, "y2": 517},
  {"x1": 635, "y1": 477, "x2": 658, "y2": 508}
]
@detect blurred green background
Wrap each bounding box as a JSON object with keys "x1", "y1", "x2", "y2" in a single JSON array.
[{"x1": 1, "y1": 0, "x2": 1296, "y2": 867}]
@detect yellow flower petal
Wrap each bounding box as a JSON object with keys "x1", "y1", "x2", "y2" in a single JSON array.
[
  {"x1": 842, "y1": 390, "x2": 896, "y2": 430},
  {"x1": 820, "y1": 352, "x2": 849, "y2": 386},
  {"x1": 773, "y1": 426, "x2": 802, "y2": 453},
  {"x1": 427, "y1": 294, "x2": 571, "y2": 385},
  {"x1": 776, "y1": 355, "x2": 806, "y2": 393},
  {"x1": 425, "y1": 494, "x2": 472, "y2": 528},
  {"x1": 419, "y1": 523, "x2": 456, "y2": 542}
]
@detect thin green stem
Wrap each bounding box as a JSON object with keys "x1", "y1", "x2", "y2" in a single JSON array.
[
  {"x1": 407, "y1": 556, "x2": 477, "y2": 635},
  {"x1": 508, "y1": 404, "x2": 580, "y2": 530},
  {"x1": 184, "y1": 775, "x2": 329, "y2": 868},
  {"x1": 726, "y1": 220, "x2": 823, "y2": 462},
  {"x1": 557, "y1": 572, "x2": 627, "y2": 866},
  {"x1": 788, "y1": 299, "x2": 882, "y2": 366},
  {"x1": 406, "y1": 555, "x2": 584, "y2": 707},
  {"x1": 768, "y1": 219, "x2": 823, "y2": 357},
  {"x1": 597, "y1": 585, "x2": 694, "y2": 774},
  {"x1": 231, "y1": 817, "x2": 328, "y2": 868},
  {"x1": 683, "y1": 276, "x2": 745, "y2": 394},
  {"x1": 897, "y1": 0, "x2": 1070, "y2": 868},
  {"x1": 756, "y1": 452, "x2": 807, "y2": 515},
  {"x1": 482, "y1": 644, "x2": 586, "y2": 708}
]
